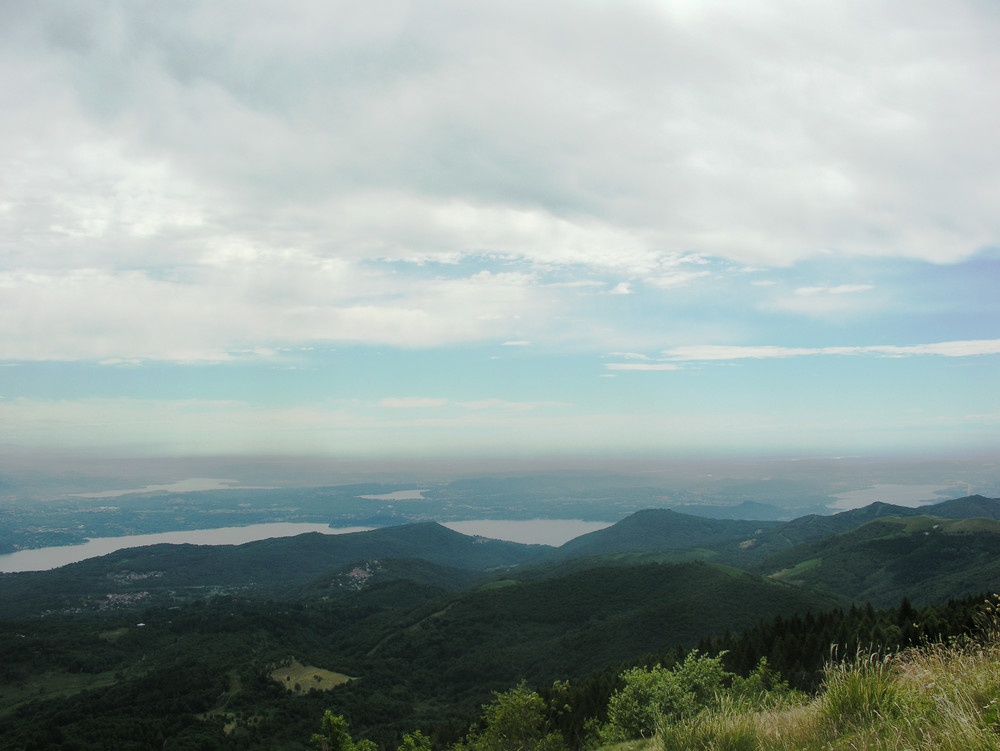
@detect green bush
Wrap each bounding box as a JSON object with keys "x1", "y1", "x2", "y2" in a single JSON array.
[
  {"x1": 606, "y1": 651, "x2": 729, "y2": 739},
  {"x1": 455, "y1": 683, "x2": 568, "y2": 751},
  {"x1": 312, "y1": 711, "x2": 377, "y2": 751},
  {"x1": 729, "y1": 657, "x2": 803, "y2": 710}
]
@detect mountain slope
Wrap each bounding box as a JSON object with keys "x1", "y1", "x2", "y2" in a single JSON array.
[
  {"x1": 712, "y1": 495, "x2": 1000, "y2": 568},
  {"x1": 751, "y1": 515, "x2": 1000, "y2": 607},
  {"x1": 711, "y1": 501, "x2": 921, "y2": 566},
  {"x1": 548, "y1": 509, "x2": 777, "y2": 561},
  {"x1": 341, "y1": 560, "x2": 844, "y2": 689},
  {"x1": 925, "y1": 494, "x2": 1000, "y2": 519},
  {"x1": 0, "y1": 522, "x2": 549, "y2": 618}
]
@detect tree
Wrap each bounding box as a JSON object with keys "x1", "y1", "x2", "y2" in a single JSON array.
[
  {"x1": 398, "y1": 730, "x2": 433, "y2": 751},
  {"x1": 606, "y1": 651, "x2": 729, "y2": 739},
  {"x1": 312, "y1": 711, "x2": 376, "y2": 751},
  {"x1": 456, "y1": 683, "x2": 567, "y2": 751}
]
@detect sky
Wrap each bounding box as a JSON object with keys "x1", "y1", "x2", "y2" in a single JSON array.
[{"x1": 1, "y1": 0, "x2": 998, "y2": 462}]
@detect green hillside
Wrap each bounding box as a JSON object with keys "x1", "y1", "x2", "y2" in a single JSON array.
[
  {"x1": 752, "y1": 515, "x2": 1000, "y2": 606},
  {"x1": 927, "y1": 494, "x2": 1000, "y2": 519},
  {"x1": 0, "y1": 558, "x2": 839, "y2": 750},
  {"x1": 548, "y1": 509, "x2": 777, "y2": 561},
  {"x1": 342, "y1": 561, "x2": 844, "y2": 689},
  {"x1": 708, "y1": 501, "x2": 921, "y2": 566},
  {"x1": 0, "y1": 523, "x2": 548, "y2": 619},
  {"x1": 710, "y1": 495, "x2": 1000, "y2": 567}
]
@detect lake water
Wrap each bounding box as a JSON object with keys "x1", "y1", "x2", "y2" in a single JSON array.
[
  {"x1": 0, "y1": 523, "x2": 371, "y2": 573},
  {"x1": 829, "y1": 484, "x2": 953, "y2": 511},
  {"x1": 443, "y1": 519, "x2": 612, "y2": 546},
  {"x1": 0, "y1": 518, "x2": 613, "y2": 573}
]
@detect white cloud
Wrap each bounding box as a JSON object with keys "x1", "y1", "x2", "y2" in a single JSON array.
[
  {"x1": 794, "y1": 284, "x2": 874, "y2": 296},
  {"x1": 0, "y1": 262, "x2": 556, "y2": 361},
  {"x1": 609, "y1": 352, "x2": 651, "y2": 360},
  {"x1": 456, "y1": 399, "x2": 565, "y2": 411},
  {"x1": 770, "y1": 282, "x2": 877, "y2": 317},
  {"x1": 378, "y1": 397, "x2": 449, "y2": 409},
  {"x1": 2, "y1": 1, "x2": 999, "y2": 365},
  {"x1": 5, "y1": 2, "x2": 997, "y2": 270},
  {"x1": 605, "y1": 362, "x2": 681, "y2": 371},
  {"x1": 661, "y1": 339, "x2": 1000, "y2": 362}
]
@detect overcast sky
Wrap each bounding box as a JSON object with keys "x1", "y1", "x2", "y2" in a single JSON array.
[{"x1": 1, "y1": 0, "x2": 998, "y2": 460}]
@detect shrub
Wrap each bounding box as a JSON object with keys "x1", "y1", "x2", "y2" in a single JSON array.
[
  {"x1": 456, "y1": 683, "x2": 568, "y2": 751},
  {"x1": 606, "y1": 651, "x2": 729, "y2": 739}
]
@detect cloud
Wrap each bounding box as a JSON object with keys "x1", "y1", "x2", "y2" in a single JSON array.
[
  {"x1": 794, "y1": 284, "x2": 874, "y2": 296},
  {"x1": 769, "y1": 282, "x2": 877, "y2": 317},
  {"x1": 378, "y1": 397, "x2": 449, "y2": 409},
  {"x1": 5, "y1": 2, "x2": 998, "y2": 270},
  {"x1": 605, "y1": 362, "x2": 681, "y2": 371},
  {"x1": 661, "y1": 339, "x2": 1000, "y2": 362},
  {"x1": 609, "y1": 352, "x2": 651, "y2": 360},
  {"x1": 0, "y1": 262, "x2": 557, "y2": 361},
  {"x1": 456, "y1": 399, "x2": 566, "y2": 411},
  {"x1": 3, "y1": 1, "x2": 999, "y2": 367}
]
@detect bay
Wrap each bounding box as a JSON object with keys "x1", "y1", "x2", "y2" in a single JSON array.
[
  {"x1": 443, "y1": 519, "x2": 612, "y2": 546},
  {"x1": 0, "y1": 523, "x2": 371, "y2": 573},
  {"x1": 0, "y1": 518, "x2": 615, "y2": 573}
]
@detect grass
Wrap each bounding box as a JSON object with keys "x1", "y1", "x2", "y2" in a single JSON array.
[
  {"x1": 0, "y1": 669, "x2": 120, "y2": 717},
  {"x1": 642, "y1": 596, "x2": 1000, "y2": 751},
  {"x1": 270, "y1": 659, "x2": 353, "y2": 695},
  {"x1": 769, "y1": 557, "x2": 822, "y2": 584}
]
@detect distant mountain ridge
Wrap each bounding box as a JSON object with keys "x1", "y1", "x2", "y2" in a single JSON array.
[
  {"x1": 750, "y1": 514, "x2": 1000, "y2": 607},
  {"x1": 0, "y1": 522, "x2": 549, "y2": 619},
  {"x1": 2, "y1": 495, "x2": 998, "y2": 620},
  {"x1": 711, "y1": 495, "x2": 1000, "y2": 566},
  {"x1": 547, "y1": 508, "x2": 778, "y2": 561}
]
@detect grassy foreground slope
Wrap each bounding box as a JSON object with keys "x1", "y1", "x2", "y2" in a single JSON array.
[{"x1": 640, "y1": 598, "x2": 1000, "y2": 751}]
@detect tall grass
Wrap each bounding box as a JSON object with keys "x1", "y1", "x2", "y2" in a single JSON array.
[{"x1": 648, "y1": 596, "x2": 1000, "y2": 751}]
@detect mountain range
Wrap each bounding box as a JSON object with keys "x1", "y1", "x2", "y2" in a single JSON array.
[{"x1": 1, "y1": 494, "x2": 999, "y2": 749}]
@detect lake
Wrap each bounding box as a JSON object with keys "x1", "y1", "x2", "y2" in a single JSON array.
[
  {"x1": 0, "y1": 523, "x2": 370, "y2": 573},
  {"x1": 829, "y1": 483, "x2": 953, "y2": 511},
  {"x1": 443, "y1": 519, "x2": 611, "y2": 546},
  {"x1": 0, "y1": 518, "x2": 613, "y2": 573}
]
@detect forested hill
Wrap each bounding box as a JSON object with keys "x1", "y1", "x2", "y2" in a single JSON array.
[
  {"x1": 547, "y1": 508, "x2": 778, "y2": 560},
  {"x1": 0, "y1": 522, "x2": 549, "y2": 619},
  {"x1": 709, "y1": 494, "x2": 1000, "y2": 566},
  {"x1": 749, "y1": 515, "x2": 1000, "y2": 607},
  {"x1": 343, "y1": 561, "x2": 844, "y2": 688}
]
